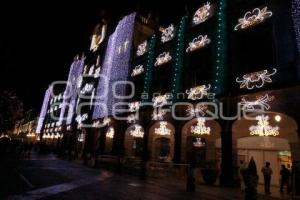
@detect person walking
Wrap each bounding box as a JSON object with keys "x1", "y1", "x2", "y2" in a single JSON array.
[
  {"x1": 280, "y1": 164, "x2": 291, "y2": 194},
  {"x1": 261, "y1": 161, "x2": 273, "y2": 195}
]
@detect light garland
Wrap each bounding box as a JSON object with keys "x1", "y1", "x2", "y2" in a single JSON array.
[
  {"x1": 106, "y1": 127, "x2": 114, "y2": 138},
  {"x1": 155, "y1": 121, "x2": 171, "y2": 136},
  {"x1": 190, "y1": 118, "x2": 211, "y2": 135},
  {"x1": 130, "y1": 124, "x2": 144, "y2": 138},
  {"x1": 136, "y1": 41, "x2": 147, "y2": 56},
  {"x1": 152, "y1": 94, "x2": 170, "y2": 107},
  {"x1": 152, "y1": 109, "x2": 167, "y2": 120},
  {"x1": 236, "y1": 68, "x2": 277, "y2": 90},
  {"x1": 240, "y1": 94, "x2": 274, "y2": 111},
  {"x1": 131, "y1": 65, "x2": 144, "y2": 77},
  {"x1": 127, "y1": 114, "x2": 138, "y2": 124},
  {"x1": 249, "y1": 115, "x2": 279, "y2": 136},
  {"x1": 193, "y1": 2, "x2": 212, "y2": 25},
  {"x1": 234, "y1": 7, "x2": 273, "y2": 31},
  {"x1": 161, "y1": 24, "x2": 175, "y2": 43},
  {"x1": 186, "y1": 35, "x2": 211, "y2": 53},
  {"x1": 186, "y1": 84, "x2": 211, "y2": 100},
  {"x1": 128, "y1": 101, "x2": 140, "y2": 112},
  {"x1": 154, "y1": 52, "x2": 172, "y2": 66}
]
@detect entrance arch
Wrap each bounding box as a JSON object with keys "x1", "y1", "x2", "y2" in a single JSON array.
[
  {"x1": 148, "y1": 121, "x2": 175, "y2": 162},
  {"x1": 232, "y1": 112, "x2": 299, "y2": 186},
  {"x1": 124, "y1": 124, "x2": 144, "y2": 158},
  {"x1": 181, "y1": 118, "x2": 221, "y2": 164}
]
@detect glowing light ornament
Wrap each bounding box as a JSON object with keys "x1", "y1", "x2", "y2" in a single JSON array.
[
  {"x1": 186, "y1": 35, "x2": 211, "y2": 53},
  {"x1": 190, "y1": 118, "x2": 211, "y2": 135},
  {"x1": 236, "y1": 68, "x2": 277, "y2": 90},
  {"x1": 90, "y1": 22, "x2": 107, "y2": 52},
  {"x1": 234, "y1": 7, "x2": 273, "y2": 31},
  {"x1": 193, "y1": 138, "x2": 206, "y2": 148},
  {"x1": 240, "y1": 94, "x2": 274, "y2": 111},
  {"x1": 88, "y1": 65, "x2": 94, "y2": 76},
  {"x1": 186, "y1": 84, "x2": 211, "y2": 100},
  {"x1": 130, "y1": 125, "x2": 144, "y2": 138},
  {"x1": 155, "y1": 122, "x2": 171, "y2": 136},
  {"x1": 127, "y1": 114, "x2": 138, "y2": 124},
  {"x1": 101, "y1": 117, "x2": 111, "y2": 127},
  {"x1": 160, "y1": 24, "x2": 175, "y2": 43},
  {"x1": 106, "y1": 127, "x2": 114, "y2": 138},
  {"x1": 152, "y1": 94, "x2": 170, "y2": 107},
  {"x1": 249, "y1": 115, "x2": 279, "y2": 137},
  {"x1": 131, "y1": 65, "x2": 144, "y2": 77},
  {"x1": 81, "y1": 83, "x2": 94, "y2": 94},
  {"x1": 152, "y1": 109, "x2": 167, "y2": 120},
  {"x1": 187, "y1": 105, "x2": 208, "y2": 117},
  {"x1": 193, "y1": 2, "x2": 212, "y2": 25},
  {"x1": 154, "y1": 52, "x2": 172, "y2": 66},
  {"x1": 75, "y1": 113, "x2": 88, "y2": 124},
  {"x1": 136, "y1": 41, "x2": 147, "y2": 56},
  {"x1": 128, "y1": 101, "x2": 140, "y2": 112}
]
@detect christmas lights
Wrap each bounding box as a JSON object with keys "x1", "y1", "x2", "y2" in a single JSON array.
[
  {"x1": 36, "y1": 86, "x2": 52, "y2": 134},
  {"x1": 128, "y1": 101, "x2": 140, "y2": 112},
  {"x1": 80, "y1": 83, "x2": 94, "y2": 94},
  {"x1": 130, "y1": 125, "x2": 144, "y2": 138},
  {"x1": 90, "y1": 22, "x2": 107, "y2": 52},
  {"x1": 193, "y1": 2, "x2": 212, "y2": 25},
  {"x1": 155, "y1": 121, "x2": 171, "y2": 136},
  {"x1": 249, "y1": 115, "x2": 279, "y2": 136},
  {"x1": 190, "y1": 118, "x2": 211, "y2": 135},
  {"x1": 161, "y1": 24, "x2": 175, "y2": 43},
  {"x1": 106, "y1": 127, "x2": 114, "y2": 138},
  {"x1": 186, "y1": 35, "x2": 211, "y2": 53},
  {"x1": 234, "y1": 7, "x2": 273, "y2": 31},
  {"x1": 186, "y1": 84, "x2": 211, "y2": 100},
  {"x1": 186, "y1": 105, "x2": 208, "y2": 117},
  {"x1": 152, "y1": 94, "x2": 170, "y2": 107},
  {"x1": 152, "y1": 109, "x2": 167, "y2": 120},
  {"x1": 127, "y1": 114, "x2": 138, "y2": 124},
  {"x1": 154, "y1": 52, "x2": 172, "y2": 66},
  {"x1": 240, "y1": 94, "x2": 274, "y2": 111},
  {"x1": 131, "y1": 65, "x2": 144, "y2": 77},
  {"x1": 236, "y1": 68, "x2": 277, "y2": 90},
  {"x1": 292, "y1": 0, "x2": 300, "y2": 52},
  {"x1": 136, "y1": 41, "x2": 147, "y2": 56}
]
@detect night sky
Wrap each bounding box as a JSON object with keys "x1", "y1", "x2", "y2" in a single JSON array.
[{"x1": 0, "y1": 1, "x2": 188, "y2": 112}]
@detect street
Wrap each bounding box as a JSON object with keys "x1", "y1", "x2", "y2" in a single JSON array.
[{"x1": 0, "y1": 153, "x2": 291, "y2": 200}]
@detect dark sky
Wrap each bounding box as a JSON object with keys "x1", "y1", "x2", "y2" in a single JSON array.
[{"x1": 0, "y1": 1, "x2": 187, "y2": 112}]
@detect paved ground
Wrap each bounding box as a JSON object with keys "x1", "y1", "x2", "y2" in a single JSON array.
[{"x1": 1, "y1": 153, "x2": 293, "y2": 200}]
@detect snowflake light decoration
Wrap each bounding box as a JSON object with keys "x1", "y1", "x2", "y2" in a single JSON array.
[
  {"x1": 234, "y1": 7, "x2": 273, "y2": 31},
  {"x1": 236, "y1": 68, "x2": 277, "y2": 90},
  {"x1": 161, "y1": 24, "x2": 175, "y2": 43},
  {"x1": 152, "y1": 109, "x2": 167, "y2": 120},
  {"x1": 190, "y1": 118, "x2": 211, "y2": 135},
  {"x1": 155, "y1": 122, "x2": 171, "y2": 136},
  {"x1": 249, "y1": 115, "x2": 279, "y2": 136},
  {"x1": 128, "y1": 101, "x2": 140, "y2": 112},
  {"x1": 154, "y1": 52, "x2": 172, "y2": 66},
  {"x1": 186, "y1": 35, "x2": 211, "y2": 53},
  {"x1": 131, "y1": 65, "x2": 144, "y2": 77},
  {"x1": 136, "y1": 41, "x2": 147, "y2": 56},
  {"x1": 186, "y1": 84, "x2": 211, "y2": 100},
  {"x1": 193, "y1": 2, "x2": 212, "y2": 25},
  {"x1": 152, "y1": 94, "x2": 170, "y2": 107},
  {"x1": 240, "y1": 94, "x2": 274, "y2": 111},
  {"x1": 130, "y1": 124, "x2": 144, "y2": 138},
  {"x1": 187, "y1": 105, "x2": 208, "y2": 117}
]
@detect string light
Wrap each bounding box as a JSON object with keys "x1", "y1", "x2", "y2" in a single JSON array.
[
  {"x1": 131, "y1": 65, "x2": 144, "y2": 77},
  {"x1": 186, "y1": 105, "x2": 208, "y2": 117},
  {"x1": 160, "y1": 24, "x2": 175, "y2": 43},
  {"x1": 236, "y1": 68, "x2": 277, "y2": 90},
  {"x1": 152, "y1": 109, "x2": 167, "y2": 120},
  {"x1": 234, "y1": 7, "x2": 273, "y2": 31},
  {"x1": 154, "y1": 52, "x2": 172, "y2": 66},
  {"x1": 249, "y1": 115, "x2": 279, "y2": 136},
  {"x1": 36, "y1": 85, "x2": 52, "y2": 134},
  {"x1": 190, "y1": 118, "x2": 211, "y2": 135},
  {"x1": 186, "y1": 84, "x2": 211, "y2": 100},
  {"x1": 292, "y1": 0, "x2": 300, "y2": 52},
  {"x1": 155, "y1": 121, "x2": 171, "y2": 136},
  {"x1": 193, "y1": 2, "x2": 212, "y2": 25},
  {"x1": 240, "y1": 94, "x2": 274, "y2": 111},
  {"x1": 130, "y1": 125, "x2": 144, "y2": 138},
  {"x1": 152, "y1": 94, "x2": 170, "y2": 107}
]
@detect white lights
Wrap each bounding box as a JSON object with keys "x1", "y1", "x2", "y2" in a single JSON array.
[
  {"x1": 131, "y1": 65, "x2": 144, "y2": 77},
  {"x1": 127, "y1": 114, "x2": 138, "y2": 124},
  {"x1": 136, "y1": 41, "x2": 147, "y2": 56},
  {"x1": 186, "y1": 35, "x2": 211, "y2": 53},
  {"x1": 275, "y1": 115, "x2": 281, "y2": 122},
  {"x1": 106, "y1": 127, "x2": 114, "y2": 139},
  {"x1": 186, "y1": 84, "x2": 211, "y2": 100},
  {"x1": 240, "y1": 94, "x2": 274, "y2": 111},
  {"x1": 128, "y1": 101, "x2": 140, "y2": 112},
  {"x1": 152, "y1": 109, "x2": 167, "y2": 120},
  {"x1": 155, "y1": 121, "x2": 171, "y2": 136},
  {"x1": 249, "y1": 115, "x2": 279, "y2": 137},
  {"x1": 236, "y1": 68, "x2": 277, "y2": 90},
  {"x1": 101, "y1": 117, "x2": 111, "y2": 127},
  {"x1": 186, "y1": 105, "x2": 208, "y2": 117},
  {"x1": 154, "y1": 52, "x2": 172, "y2": 66},
  {"x1": 234, "y1": 7, "x2": 273, "y2": 31},
  {"x1": 193, "y1": 2, "x2": 212, "y2": 25},
  {"x1": 75, "y1": 113, "x2": 88, "y2": 124},
  {"x1": 152, "y1": 94, "x2": 170, "y2": 107},
  {"x1": 130, "y1": 125, "x2": 144, "y2": 138},
  {"x1": 161, "y1": 24, "x2": 175, "y2": 43},
  {"x1": 190, "y1": 118, "x2": 211, "y2": 135},
  {"x1": 81, "y1": 83, "x2": 94, "y2": 94}
]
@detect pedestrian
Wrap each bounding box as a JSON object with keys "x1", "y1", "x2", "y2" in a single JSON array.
[
  {"x1": 280, "y1": 164, "x2": 291, "y2": 194},
  {"x1": 240, "y1": 160, "x2": 248, "y2": 191},
  {"x1": 244, "y1": 157, "x2": 259, "y2": 200},
  {"x1": 261, "y1": 161, "x2": 273, "y2": 195}
]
